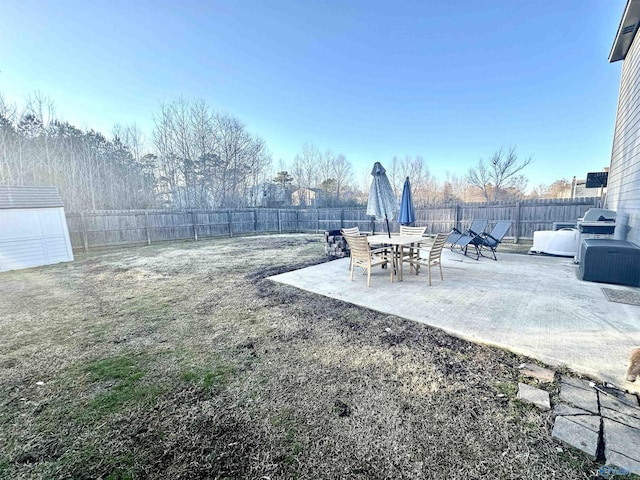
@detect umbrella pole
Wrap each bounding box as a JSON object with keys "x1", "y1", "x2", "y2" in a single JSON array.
[{"x1": 384, "y1": 214, "x2": 396, "y2": 275}]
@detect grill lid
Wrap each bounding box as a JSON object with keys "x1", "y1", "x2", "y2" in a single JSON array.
[{"x1": 579, "y1": 208, "x2": 616, "y2": 223}]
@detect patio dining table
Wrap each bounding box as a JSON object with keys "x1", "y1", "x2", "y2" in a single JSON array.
[{"x1": 366, "y1": 234, "x2": 429, "y2": 281}]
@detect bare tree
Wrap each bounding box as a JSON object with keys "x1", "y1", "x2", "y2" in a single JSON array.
[
  {"x1": 332, "y1": 154, "x2": 352, "y2": 202},
  {"x1": 318, "y1": 149, "x2": 335, "y2": 188},
  {"x1": 0, "y1": 95, "x2": 18, "y2": 184},
  {"x1": 290, "y1": 143, "x2": 321, "y2": 206},
  {"x1": 385, "y1": 155, "x2": 441, "y2": 205},
  {"x1": 530, "y1": 178, "x2": 572, "y2": 199},
  {"x1": 467, "y1": 147, "x2": 532, "y2": 202},
  {"x1": 152, "y1": 98, "x2": 271, "y2": 208},
  {"x1": 2, "y1": 91, "x2": 272, "y2": 210},
  {"x1": 442, "y1": 172, "x2": 477, "y2": 202}
]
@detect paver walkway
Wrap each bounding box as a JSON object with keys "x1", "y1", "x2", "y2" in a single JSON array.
[{"x1": 552, "y1": 377, "x2": 640, "y2": 472}]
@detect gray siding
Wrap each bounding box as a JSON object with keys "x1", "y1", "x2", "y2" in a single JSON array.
[
  {"x1": 607, "y1": 28, "x2": 640, "y2": 245},
  {"x1": 0, "y1": 185, "x2": 64, "y2": 209}
]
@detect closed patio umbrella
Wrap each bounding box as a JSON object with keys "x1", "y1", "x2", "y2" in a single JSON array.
[
  {"x1": 398, "y1": 176, "x2": 416, "y2": 226},
  {"x1": 366, "y1": 162, "x2": 397, "y2": 238}
]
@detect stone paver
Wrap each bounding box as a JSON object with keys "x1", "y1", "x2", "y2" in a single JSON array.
[
  {"x1": 601, "y1": 407, "x2": 640, "y2": 430},
  {"x1": 603, "y1": 451, "x2": 640, "y2": 476},
  {"x1": 603, "y1": 417, "x2": 640, "y2": 449},
  {"x1": 599, "y1": 388, "x2": 640, "y2": 408},
  {"x1": 551, "y1": 381, "x2": 640, "y2": 472},
  {"x1": 517, "y1": 383, "x2": 550, "y2": 410},
  {"x1": 553, "y1": 404, "x2": 591, "y2": 416},
  {"x1": 561, "y1": 376, "x2": 594, "y2": 391},
  {"x1": 600, "y1": 394, "x2": 640, "y2": 419},
  {"x1": 603, "y1": 419, "x2": 640, "y2": 467},
  {"x1": 559, "y1": 383, "x2": 599, "y2": 414},
  {"x1": 551, "y1": 416, "x2": 600, "y2": 460},
  {"x1": 561, "y1": 413, "x2": 601, "y2": 432},
  {"x1": 519, "y1": 363, "x2": 555, "y2": 383}
]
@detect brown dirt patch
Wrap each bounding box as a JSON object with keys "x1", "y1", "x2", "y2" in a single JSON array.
[{"x1": 0, "y1": 234, "x2": 602, "y2": 479}]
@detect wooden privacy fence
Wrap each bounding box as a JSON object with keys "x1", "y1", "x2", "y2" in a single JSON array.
[{"x1": 66, "y1": 197, "x2": 600, "y2": 251}]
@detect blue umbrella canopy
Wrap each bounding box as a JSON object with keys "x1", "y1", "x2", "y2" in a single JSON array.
[
  {"x1": 398, "y1": 177, "x2": 416, "y2": 226},
  {"x1": 366, "y1": 162, "x2": 397, "y2": 236}
]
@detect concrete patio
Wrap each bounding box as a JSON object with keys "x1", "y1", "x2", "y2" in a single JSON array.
[{"x1": 270, "y1": 249, "x2": 640, "y2": 394}]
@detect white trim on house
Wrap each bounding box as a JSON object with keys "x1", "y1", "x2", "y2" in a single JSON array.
[
  {"x1": 606, "y1": 0, "x2": 640, "y2": 245},
  {"x1": 610, "y1": 0, "x2": 640, "y2": 62}
]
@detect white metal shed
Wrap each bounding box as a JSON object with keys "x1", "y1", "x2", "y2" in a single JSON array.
[{"x1": 0, "y1": 185, "x2": 74, "y2": 272}]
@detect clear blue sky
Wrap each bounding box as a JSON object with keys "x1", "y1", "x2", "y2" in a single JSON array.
[{"x1": 0, "y1": 0, "x2": 627, "y2": 189}]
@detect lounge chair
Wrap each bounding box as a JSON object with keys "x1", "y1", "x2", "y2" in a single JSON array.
[
  {"x1": 343, "y1": 234, "x2": 393, "y2": 287},
  {"x1": 451, "y1": 220, "x2": 512, "y2": 260},
  {"x1": 403, "y1": 233, "x2": 448, "y2": 286},
  {"x1": 447, "y1": 219, "x2": 488, "y2": 250},
  {"x1": 477, "y1": 220, "x2": 512, "y2": 260}
]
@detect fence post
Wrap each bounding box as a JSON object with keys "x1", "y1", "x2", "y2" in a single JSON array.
[
  {"x1": 514, "y1": 202, "x2": 521, "y2": 244},
  {"x1": 454, "y1": 203, "x2": 460, "y2": 232},
  {"x1": 277, "y1": 209, "x2": 282, "y2": 233},
  {"x1": 340, "y1": 209, "x2": 344, "y2": 229},
  {"x1": 228, "y1": 210, "x2": 233, "y2": 237},
  {"x1": 253, "y1": 209, "x2": 258, "y2": 233},
  {"x1": 80, "y1": 212, "x2": 89, "y2": 253},
  {"x1": 191, "y1": 211, "x2": 198, "y2": 241},
  {"x1": 296, "y1": 210, "x2": 300, "y2": 232},
  {"x1": 317, "y1": 209, "x2": 320, "y2": 233},
  {"x1": 144, "y1": 211, "x2": 151, "y2": 246}
]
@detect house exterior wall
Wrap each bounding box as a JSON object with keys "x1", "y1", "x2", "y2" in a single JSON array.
[
  {"x1": 247, "y1": 183, "x2": 288, "y2": 207},
  {"x1": 607, "y1": 27, "x2": 640, "y2": 245},
  {"x1": 291, "y1": 188, "x2": 327, "y2": 207},
  {"x1": 573, "y1": 180, "x2": 604, "y2": 199}
]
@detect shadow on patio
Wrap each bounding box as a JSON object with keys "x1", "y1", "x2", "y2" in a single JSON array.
[{"x1": 270, "y1": 249, "x2": 640, "y2": 393}]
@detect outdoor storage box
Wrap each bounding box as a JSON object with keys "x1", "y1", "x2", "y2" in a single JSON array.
[{"x1": 579, "y1": 239, "x2": 640, "y2": 286}]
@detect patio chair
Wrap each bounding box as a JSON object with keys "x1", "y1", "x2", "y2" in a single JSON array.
[
  {"x1": 403, "y1": 232, "x2": 448, "y2": 286},
  {"x1": 399, "y1": 225, "x2": 427, "y2": 273},
  {"x1": 341, "y1": 226, "x2": 362, "y2": 237},
  {"x1": 341, "y1": 226, "x2": 367, "y2": 270},
  {"x1": 343, "y1": 234, "x2": 393, "y2": 287},
  {"x1": 399, "y1": 225, "x2": 426, "y2": 236},
  {"x1": 447, "y1": 219, "x2": 488, "y2": 250},
  {"x1": 477, "y1": 220, "x2": 512, "y2": 260}
]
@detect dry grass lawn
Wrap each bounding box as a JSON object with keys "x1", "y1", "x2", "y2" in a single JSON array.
[{"x1": 0, "y1": 234, "x2": 605, "y2": 479}]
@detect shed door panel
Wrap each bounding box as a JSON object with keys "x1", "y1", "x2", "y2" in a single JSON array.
[
  {"x1": 38, "y1": 208, "x2": 73, "y2": 263},
  {"x1": 0, "y1": 208, "x2": 73, "y2": 272}
]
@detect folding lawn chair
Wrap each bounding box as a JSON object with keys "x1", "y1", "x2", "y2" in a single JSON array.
[
  {"x1": 477, "y1": 220, "x2": 512, "y2": 260},
  {"x1": 448, "y1": 219, "x2": 488, "y2": 253}
]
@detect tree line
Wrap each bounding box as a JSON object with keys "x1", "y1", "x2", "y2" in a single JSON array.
[
  {"x1": 0, "y1": 93, "x2": 156, "y2": 210},
  {"x1": 1, "y1": 91, "x2": 572, "y2": 211},
  {"x1": 0, "y1": 94, "x2": 274, "y2": 210}
]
